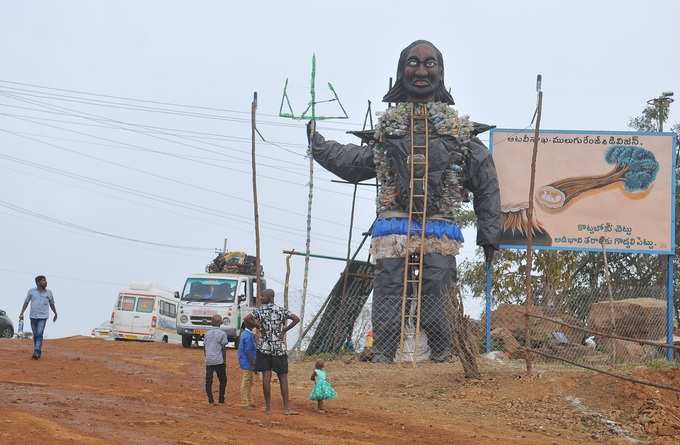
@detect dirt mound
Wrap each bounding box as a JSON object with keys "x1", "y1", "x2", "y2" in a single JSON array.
[
  {"x1": 572, "y1": 367, "x2": 680, "y2": 444},
  {"x1": 483, "y1": 304, "x2": 584, "y2": 346},
  {"x1": 589, "y1": 297, "x2": 666, "y2": 340}
]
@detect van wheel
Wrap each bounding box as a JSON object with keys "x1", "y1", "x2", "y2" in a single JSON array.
[
  {"x1": 162, "y1": 335, "x2": 168, "y2": 343},
  {"x1": 181, "y1": 334, "x2": 192, "y2": 348}
]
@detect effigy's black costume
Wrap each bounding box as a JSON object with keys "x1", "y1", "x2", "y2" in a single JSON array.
[{"x1": 309, "y1": 41, "x2": 501, "y2": 362}]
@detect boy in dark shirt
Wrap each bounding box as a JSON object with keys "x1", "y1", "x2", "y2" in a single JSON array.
[{"x1": 203, "y1": 314, "x2": 228, "y2": 404}]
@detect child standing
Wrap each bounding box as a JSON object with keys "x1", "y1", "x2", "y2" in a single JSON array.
[
  {"x1": 238, "y1": 319, "x2": 257, "y2": 408},
  {"x1": 204, "y1": 314, "x2": 228, "y2": 404},
  {"x1": 309, "y1": 360, "x2": 336, "y2": 413}
]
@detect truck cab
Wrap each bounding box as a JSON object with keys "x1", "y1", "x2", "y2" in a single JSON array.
[{"x1": 176, "y1": 272, "x2": 264, "y2": 348}]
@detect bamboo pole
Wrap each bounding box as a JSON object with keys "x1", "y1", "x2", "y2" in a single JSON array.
[
  {"x1": 333, "y1": 183, "x2": 358, "y2": 350},
  {"x1": 525, "y1": 347, "x2": 680, "y2": 393},
  {"x1": 524, "y1": 75, "x2": 543, "y2": 376},
  {"x1": 283, "y1": 250, "x2": 294, "y2": 310},
  {"x1": 298, "y1": 55, "x2": 317, "y2": 350}
]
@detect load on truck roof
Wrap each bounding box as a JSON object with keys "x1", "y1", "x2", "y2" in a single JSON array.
[{"x1": 205, "y1": 251, "x2": 263, "y2": 276}]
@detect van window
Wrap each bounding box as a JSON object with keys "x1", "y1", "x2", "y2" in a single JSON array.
[
  {"x1": 118, "y1": 296, "x2": 136, "y2": 311},
  {"x1": 136, "y1": 297, "x2": 154, "y2": 313},
  {"x1": 160, "y1": 301, "x2": 177, "y2": 318},
  {"x1": 181, "y1": 278, "x2": 237, "y2": 303}
]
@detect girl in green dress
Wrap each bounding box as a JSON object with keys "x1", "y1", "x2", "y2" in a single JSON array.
[{"x1": 309, "y1": 360, "x2": 336, "y2": 412}]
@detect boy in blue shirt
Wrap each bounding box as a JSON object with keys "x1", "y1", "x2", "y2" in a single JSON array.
[{"x1": 238, "y1": 318, "x2": 257, "y2": 408}]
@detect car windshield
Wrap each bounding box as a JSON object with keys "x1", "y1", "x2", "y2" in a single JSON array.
[{"x1": 181, "y1": 278, "x2": 237, "y2": 303}]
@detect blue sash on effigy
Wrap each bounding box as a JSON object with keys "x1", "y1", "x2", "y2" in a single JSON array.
[{"x1": 371, "y1": 217, "x2": 464, "y2": 242}]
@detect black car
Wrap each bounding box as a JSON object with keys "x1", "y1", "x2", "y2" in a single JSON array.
[{"x1": 0, "y1": 309, "x2": 14, "y2": 338}]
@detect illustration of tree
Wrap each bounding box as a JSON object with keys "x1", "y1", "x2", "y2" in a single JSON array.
[
  {"x1": 536, "y1": 145, "x2": 659, "y2": 210},
  {"x1": 460, "y1": 100, "x2": 677, "y2": 326}
]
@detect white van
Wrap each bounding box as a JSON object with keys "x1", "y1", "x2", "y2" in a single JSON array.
[
  {"x1": 110, "y1": 284, "x2": 181, "y2": 343},
  {"x1": 177, "y1": 272, "x2": 263, "y2": 348}
]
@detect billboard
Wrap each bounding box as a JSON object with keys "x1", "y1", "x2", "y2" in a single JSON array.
[{"x1": 490, "y1": 129, "x2": 677, "y2": 254}]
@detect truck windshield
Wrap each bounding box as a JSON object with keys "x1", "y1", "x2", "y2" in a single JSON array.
[{"x1": 181, "y1": 278, "x2": 238, "y2": 303}]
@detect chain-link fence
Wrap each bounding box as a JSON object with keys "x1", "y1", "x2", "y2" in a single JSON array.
[
  {"x1": 295, "y1": 258, "x2": 482, "y2": 377},
  {"x1": 293, "y1": 264, "x2": 676, "y2": 378},
  {"x1": 483, "y1": 284, "x2": 676, "y2": 367}
]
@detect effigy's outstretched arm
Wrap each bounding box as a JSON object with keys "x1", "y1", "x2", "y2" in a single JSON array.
[
  {"x1": 464, "y1": 138, "x2": 502, "y2": 249},
  {"x1": 309, "y1": 131, "x2": 376, "y2": 183}
]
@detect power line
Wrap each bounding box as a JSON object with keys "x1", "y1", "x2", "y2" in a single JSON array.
[
  {"x1": 0, "y1": 101, "x2": 310, "y2": 151},
  {"x1": 0, "y1": 126, "x2": 366, "y2": 232},
  {"x1": 0, "y1": 84, "x2": 357, "y2": 133},
  {"x1": 0, "y1": 267, "x2": 129, "y2": 287},
  {"x1": 0, "y1": 99, "x2": 371, "y2": 197},
  {"x1": 0, "y1": 198, "x2": 215, "y2": 251},
  {"x1": 0, "y1": 151, "x2": 350, "y2": 245},
  {"x1": 0, "y1": 79, "x2": 366, "y2": 128}
]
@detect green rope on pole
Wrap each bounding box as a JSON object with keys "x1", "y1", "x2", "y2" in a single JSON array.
[{"x1": 277, "y1": 54, "x2": 349, "y2": 352}]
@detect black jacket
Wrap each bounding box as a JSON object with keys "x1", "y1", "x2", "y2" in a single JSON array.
[{"x1": 310, "y1": 131, "x2": 501, "y2": 248}]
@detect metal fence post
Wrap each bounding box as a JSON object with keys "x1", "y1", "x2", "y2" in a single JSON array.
[
  {"x1": 485, "y1": 262, "x2": 493, "y2": 353},
  {"x1": 667, "y1": 254, "x2": 675, "y2": 361}
]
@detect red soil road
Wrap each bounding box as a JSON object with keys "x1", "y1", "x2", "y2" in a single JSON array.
[{"x1": 1, "y1": 337, "x2": 678, "y2": 444}]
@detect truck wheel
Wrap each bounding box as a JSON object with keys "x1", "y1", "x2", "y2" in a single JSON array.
[{"x1": 181, "y1": 334, "x2": 193, "y2": 348}]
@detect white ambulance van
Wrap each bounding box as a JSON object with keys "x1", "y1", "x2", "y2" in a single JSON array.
[{"x1": 110, "y1": 284, "x2": 181, "y2": 343}]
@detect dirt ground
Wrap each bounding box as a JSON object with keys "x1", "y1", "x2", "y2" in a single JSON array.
[{"x1": 1, "y1": 337, "x2": 679, "y2": 445}]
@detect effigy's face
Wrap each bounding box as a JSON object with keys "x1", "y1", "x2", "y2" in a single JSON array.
[{"x1": 402, "y1": 43, "x2": 441, "y2": 102}]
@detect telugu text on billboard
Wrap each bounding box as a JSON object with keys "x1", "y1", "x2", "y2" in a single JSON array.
[{"x1": 490, "y1": 129, "x2": 677, "y2": 254}]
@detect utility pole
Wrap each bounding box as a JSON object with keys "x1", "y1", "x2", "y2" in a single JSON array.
[
  {"x1": 251, "y1": 92, "x2": 262, "y2": 305},
  {"x1": 647, "y1": 91, "x2": 674, "y2": 132}
]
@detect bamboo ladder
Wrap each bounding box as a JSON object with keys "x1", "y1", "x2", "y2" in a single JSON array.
[{"x1": 399, "y1": 103, "x2": 430, "y2": 365}]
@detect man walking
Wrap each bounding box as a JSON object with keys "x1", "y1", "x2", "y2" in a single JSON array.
[
  {"x1": 245, "y1": 289, "x2": 300, "y2": 415},
  {"x1": 19, "y1": 275, "x2": 58, "y2": 360}
]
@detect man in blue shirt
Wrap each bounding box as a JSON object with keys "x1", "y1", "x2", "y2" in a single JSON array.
[
  {"x1": 238, "y1": 318, "x2": 257, "y2": 408},
  {"x1": 19, "y1": 275, "x2": 58, "y2": 360}
]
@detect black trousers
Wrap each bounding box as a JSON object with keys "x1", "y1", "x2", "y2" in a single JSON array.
[
  {"x1": 205, "y1": 364, "x2": 227, "y2": 402},
  {"x1": 371, "y1": 253, "x2": 456, "y2": 361}
]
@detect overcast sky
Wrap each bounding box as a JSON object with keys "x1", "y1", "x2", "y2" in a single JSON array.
[{"x1": 1, "y1": 1, "x2": 678, "y2": 338}]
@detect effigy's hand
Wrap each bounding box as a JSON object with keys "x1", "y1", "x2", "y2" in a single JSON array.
[{"x1": 306, "y1": 120, "x2": 316, "y2": 145}]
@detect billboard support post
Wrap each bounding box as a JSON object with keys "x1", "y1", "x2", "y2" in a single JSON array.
[
  {"x1": 484, "y1": 263, "x2": 493, "y2": 353},
  {"x1": 666, "y1": 254, "x2": 675, "y2": 361}
]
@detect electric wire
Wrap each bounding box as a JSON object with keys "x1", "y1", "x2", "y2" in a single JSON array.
[
  {"x1": 0, "y1": 125, "x2": 365, "y2": 232},
  {"x1": 0, "y1": 151, "x2": 349, "y2": 245},
  {"x1": 0, "y1": 108, "x2": 372, "y2": 199},
  {"x1": 0, "y1": 198, "x2": 214, "y2": 251},
  {"x1": 0, "y1": 97, "x2": 371, "y2": 197}
]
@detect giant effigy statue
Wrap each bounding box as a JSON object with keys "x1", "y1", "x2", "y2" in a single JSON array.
[{"x1": 308, "y1": 40, "x2": 501, "y2": 363}]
